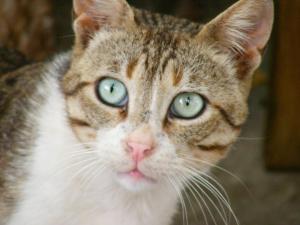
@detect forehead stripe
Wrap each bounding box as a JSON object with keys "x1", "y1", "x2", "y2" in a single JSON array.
[
  {"x1": 173, "y1": 66, "x2": 184, "y2": 86},
  {"x1": 126, "y1": 58, "x2": 139, "y2": 79}
]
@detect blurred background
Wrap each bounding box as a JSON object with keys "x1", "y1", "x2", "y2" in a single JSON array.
[{"x1": 0, "y1": 0, "x2": 299, "y2": 225}]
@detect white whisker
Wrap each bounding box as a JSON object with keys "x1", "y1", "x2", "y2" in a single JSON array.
[
  {"x1": 166, "y1": 174, "x2": 189, "y2": 225},
  {"x1": 178, "y1": 152, "x2": 251, "y2": 196},
  {"x1": 171, "y1": 164, "x2": 228, "y2": 225},
  {"x1": 172, "y1": 157, "x2": 240, "y2": 225}
]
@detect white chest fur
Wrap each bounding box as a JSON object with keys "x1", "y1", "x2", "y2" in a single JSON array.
[{"x1": 6, "y1": 69, "x2": 178, "y2": 225}]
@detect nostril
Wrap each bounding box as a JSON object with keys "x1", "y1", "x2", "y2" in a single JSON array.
[
  {"x1": 143, "y1": 148, "x2": 153, "y2": 157},
  {"x1": 125, "y1": 142, "x2": 134, "y2": 153}
]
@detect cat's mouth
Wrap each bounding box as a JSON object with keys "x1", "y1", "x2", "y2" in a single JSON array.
[
  {"x1": 118, "y1": 168, "x2": 156, "y2": 183},
  {"x1": 128, "y1": 169, "x2": 146, "y2": 180},
  {"x1": 116, "y1": 168, "x2": 158, "y2": 192}
]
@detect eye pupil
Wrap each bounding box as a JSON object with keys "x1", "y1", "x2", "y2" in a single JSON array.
[
  {"x1": 110, "y1": 83, "x2": 115, "y2": 93},
  {"x1": 185, "y1": 97, "x2": 191, "y2": 106}
]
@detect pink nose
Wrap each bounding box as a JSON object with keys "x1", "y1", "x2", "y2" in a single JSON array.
[
  {"x1": 125, "y1": 125, "x2": 155, "y2": 163},
  {"x1": 126, "y1": 142, "x2": 154, "y2": 162}
]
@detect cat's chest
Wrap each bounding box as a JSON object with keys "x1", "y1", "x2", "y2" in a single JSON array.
[
  {"x1": 7, "y1": 100, "x2": 174, "y2": 225},
  {"x1": 8, "y1": 138, "x2": 170, "y2": 225}
]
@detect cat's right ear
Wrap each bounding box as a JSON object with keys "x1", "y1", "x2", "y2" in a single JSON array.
[
  {"x1": 196, "y1": 0, "x2": 274, "y2": 79},
  {"x1": 73, "y1": 0, "x2": 135, "y2": 49}
]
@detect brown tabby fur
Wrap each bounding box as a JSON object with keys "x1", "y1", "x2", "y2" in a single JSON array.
[{"x1": 0, "y1": 0, "x2": 273, "y2": 223}]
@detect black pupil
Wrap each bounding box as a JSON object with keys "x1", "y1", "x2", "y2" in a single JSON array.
[
  {"x1": 110, "y1": 83, "x2": 115, "y2": 93},
  {"x1": 185, "y1": 96, "x2": 191, "y2": 107}
]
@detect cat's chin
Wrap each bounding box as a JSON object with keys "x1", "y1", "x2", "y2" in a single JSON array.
[{"x1": 116, "y1": 170, "x2": 157, "y2": 192}]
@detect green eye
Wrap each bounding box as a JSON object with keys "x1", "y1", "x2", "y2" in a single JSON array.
[
  {"x1": 97, "y1": 78, "x2": 128, "y2": 107},
  {"x1": 170, "y1": 93, "x2": 206, "y2": 119}
]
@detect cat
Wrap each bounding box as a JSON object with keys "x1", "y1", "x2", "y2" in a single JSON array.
[{"x1": 0, "y1": 0, "x2": 274, "y2": 224}]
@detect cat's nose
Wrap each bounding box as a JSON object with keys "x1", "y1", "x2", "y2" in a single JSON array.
[
  {"x1": 125, "y1": 126, "x2": 155, "y2": 162},
  {"x1": 126, "y1": 142, "x2": 154, "y2": 162}
]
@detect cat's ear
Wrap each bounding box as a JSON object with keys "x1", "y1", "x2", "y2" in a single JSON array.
[
  {"x1": 197, "y1": 0, "x2": 274, "y2": 78},
  {"x1": 73, "y1": 0, "x2": 135, "y2": 48}
]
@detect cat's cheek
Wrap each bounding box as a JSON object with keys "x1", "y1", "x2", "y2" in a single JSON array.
[
  {"x1": 189, "y1": 146, "x2": 231, "y2": 171},
  {"x1": 71, "y1": 125, "x2": 97, "y2": 143},
  {"x1": 94, "y1": 124, "x2": 133, "y2": 169}
]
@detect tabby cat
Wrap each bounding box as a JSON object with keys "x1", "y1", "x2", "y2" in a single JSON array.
[{"x1": 0, "y1": 0, "x2": 274, "y2": 224}]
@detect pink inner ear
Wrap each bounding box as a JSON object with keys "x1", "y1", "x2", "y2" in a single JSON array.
[
  {"x1": 74, "y1": 13, "x2": 100, "y2": 47},
  {"x1": 212, "y1": 0, "x2": 274, "y2": 57},
  {"x1": 235, "y1": 16, "x2": 272, "y2": 77},
  {"x1": 76, "y1": 13, "x2": 98, "y2": 29},
  {"x1": 74, "y1": 0, "x2": 94, "y2": 17},
  {"x1": 73, "y1": 0, "x2": 100, "y2": 35},
  {"x1": 243, "y1": 1, "x2": 274, "y2": 53},
  {"x1": 249, "y1": 20, "x2": 271, "y2": 52}
]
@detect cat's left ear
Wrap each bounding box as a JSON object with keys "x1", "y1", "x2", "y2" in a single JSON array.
[
  {"x1": 73, "y1": 0, "x2": 135, "y2": 49},
  {"x1": 197, "y1": 0, "x2": 274, "y2": 78}
]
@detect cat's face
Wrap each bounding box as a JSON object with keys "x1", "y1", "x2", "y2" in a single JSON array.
[{"x1": 63, "y1": 0, "x2": 273, "y2": 192}]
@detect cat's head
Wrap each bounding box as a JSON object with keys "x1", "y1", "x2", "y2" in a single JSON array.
[{"x1": 63, "y1": 0, "x2": 274, "y2": 192}]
